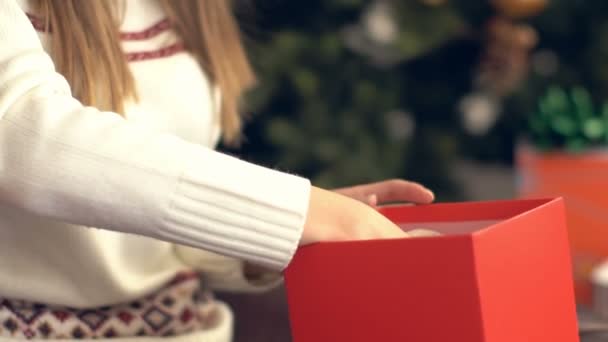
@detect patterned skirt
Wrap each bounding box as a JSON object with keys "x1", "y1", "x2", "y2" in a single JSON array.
[{"x1": 0, "y1": 272, "x2": 222, "y2": 339}]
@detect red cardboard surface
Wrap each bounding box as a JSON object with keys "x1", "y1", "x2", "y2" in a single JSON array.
[
  {"x1": 517, "y1": 147, "x2": 608, "y2": 304},
  {"x1": 284, "y1": 198, "x2": 578, "y2": 342}
]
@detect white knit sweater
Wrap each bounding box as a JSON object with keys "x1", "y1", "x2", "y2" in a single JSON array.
[{"x1": 0, "y1": 0, "x2": 310, "y2": 340}]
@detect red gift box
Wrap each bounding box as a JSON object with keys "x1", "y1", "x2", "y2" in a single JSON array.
[{"x1": 284, "y1": 198, "x2": 579, "y2": 342}]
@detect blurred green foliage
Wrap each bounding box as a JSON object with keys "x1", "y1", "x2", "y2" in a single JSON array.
[
  {"x1": 222, "y1": 0, "x2": 608, "y2": 200},
  {"x1": 528, "y1": 85, "x2": 608, "y2": 151}
]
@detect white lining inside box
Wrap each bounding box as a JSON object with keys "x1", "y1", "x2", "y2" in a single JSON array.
[{"x1": 398, "y1": 220, "x2": 500, "y2": 236}]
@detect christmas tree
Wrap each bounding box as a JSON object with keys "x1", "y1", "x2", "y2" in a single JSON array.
[{"x1": 223, "y1": 0, "x2": 585, "y2": 200}]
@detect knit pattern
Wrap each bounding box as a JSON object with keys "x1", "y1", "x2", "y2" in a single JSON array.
[{"x1": 0, "y1": 272, "x2": 221, "y2": 339}]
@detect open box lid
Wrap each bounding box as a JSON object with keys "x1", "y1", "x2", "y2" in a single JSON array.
[
  {"x1": 288, "y1": 197, "x2": 564, "y2": 252},
  {"x1": 379, "y1": 197, "x2": 561, "y2": 237}
]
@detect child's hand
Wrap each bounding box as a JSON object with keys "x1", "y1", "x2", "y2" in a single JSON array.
[
  {"x1": 300, "y1": 186, "x2": 408, "y2": 245},
  {"x1": 333, "y1": 179, "x2": 434, "y2": 207}
]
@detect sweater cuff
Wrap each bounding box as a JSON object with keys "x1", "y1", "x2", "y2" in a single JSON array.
[{"x1": 159, "y1": 145, "x2": 310, "y2": 271}]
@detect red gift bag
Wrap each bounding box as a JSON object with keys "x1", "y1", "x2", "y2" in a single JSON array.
[
  {"x1": 517, "y1": 146, "x2": 608, "y2": 305},
  {"x1": 285, "y1": 198, "x2": 578, "y2": 342}
]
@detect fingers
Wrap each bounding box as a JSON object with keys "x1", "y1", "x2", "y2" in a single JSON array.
[
  {"x1": 373, "y1": 179, "x2": 434, "y2": 204},
  {"x1": 368, "y1": 209, "x2": 410, "y2": 240},
  {"x1": 382, "y1": 227, "x2": 410, "y2": 239},
  {"x1": 407, "y1": 228, "x2": 441, "y2": 237},
  {"x1": 367, "y1": 194, "x2": 378, "y2": 207},
  {"x1": 332, "y1": 186, "x2": 368, "y2": 203},
  {"x1": 302, "y1": 186, "x2": 412, "y2": 246},
  {"x1": 333, "y1": 179, "x2": 435, "y2": 206}
]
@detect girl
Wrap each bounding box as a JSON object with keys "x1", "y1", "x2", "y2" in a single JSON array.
[{"x1": 0, "y1": 1, "x2": 434, "y2": 341}]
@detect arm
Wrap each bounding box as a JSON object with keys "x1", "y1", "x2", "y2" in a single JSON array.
[{"x1": 0, "y1": 0, "x2": 309, "y2": 271}]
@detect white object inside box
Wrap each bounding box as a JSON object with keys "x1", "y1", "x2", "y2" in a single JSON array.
[
  {"x1": 399, "y1": 220, "x2": 500, "y2": 236},
  {"x1": 592, "y1": 260, "x2": 608, "y2": 286},
  {"x1": 591, "y1": 260, "x2": 608, "y2": 321}
]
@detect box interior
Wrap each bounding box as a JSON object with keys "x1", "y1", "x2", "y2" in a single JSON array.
[{"x1": 398, "y1": 220, "x2": 499, "y2": 236}]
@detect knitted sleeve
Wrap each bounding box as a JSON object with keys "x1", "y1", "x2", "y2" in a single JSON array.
[{"x1": 0, "y1": 0, "x2": 309, "y2": 271}]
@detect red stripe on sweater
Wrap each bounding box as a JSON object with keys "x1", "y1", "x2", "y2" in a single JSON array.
[
  {"x1": 26, "y1": 14, "x2": 172, "y2": 41},
  {"x1": 125, "y1": 42, "x2": 185, "y2": 62},
  {"x1": 25, "y1": 14, "x2": 184, "y2": 62}
]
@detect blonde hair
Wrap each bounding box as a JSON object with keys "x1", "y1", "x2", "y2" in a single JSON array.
[{"x1": 35, "y1": 0, "x2": 255, "y2": 145}]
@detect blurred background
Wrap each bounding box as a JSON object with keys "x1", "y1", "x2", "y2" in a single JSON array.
[
  {"x1": 217, "y1": 0, "x2": 608, "y2": 341},
  {"x1": 223, "y1": 0, "x2": 608, "y2": 199}
]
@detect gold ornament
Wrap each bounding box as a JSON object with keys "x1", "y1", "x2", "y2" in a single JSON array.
[
  {"x1": 491, "y1": 0, "x2": 549, "y2": 18},
  {"x1": 476, "y1": 17, "x2": 538, "y2": 96}
]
